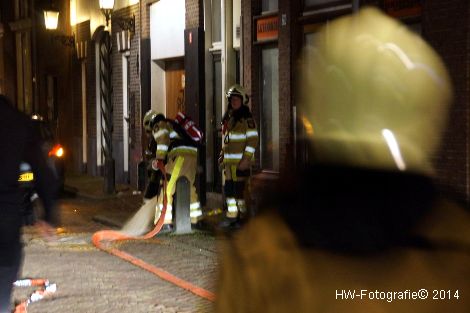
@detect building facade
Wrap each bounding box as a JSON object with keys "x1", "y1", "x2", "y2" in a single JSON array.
[
  {"x1": 1, "y1": 0, "x2": 469, "y2": 205},
  {"x1": 240, "y1": 0, "x2": 470, "y2": 205}
]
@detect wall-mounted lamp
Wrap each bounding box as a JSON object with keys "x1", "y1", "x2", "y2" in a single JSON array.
[
  {"x1": 116, "y1": 14, "x2": 135, "y2": 33},
  {"x1": 99, "y1": 0, "x2": 135, "y2": 33},
  {"x1": 99, "y1": 0, "x2": 114, "y2": 27},
  {"x1": 43, "y1": 9, "x2": 59, "y2": 30},
  {"x1": 43, "y1": 7, "x2": 75, "y2": 47}
]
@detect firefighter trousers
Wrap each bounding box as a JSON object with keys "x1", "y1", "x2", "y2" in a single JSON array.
[
  {"x1": 155, "y1": 154, "x2": 202, "y2": 225},
  {"x1": 223, "y1": 164, "x2": 250, "y2": 219}
]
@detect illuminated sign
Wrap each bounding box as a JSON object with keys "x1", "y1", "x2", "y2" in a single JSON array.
[{"x1": 256, "y1": 15, "x2": 279, "y2": 41}]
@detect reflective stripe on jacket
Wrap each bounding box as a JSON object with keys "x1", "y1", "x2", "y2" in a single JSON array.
[{"x1": 222, "y1": 116, "x2": 258, "y2": 164}]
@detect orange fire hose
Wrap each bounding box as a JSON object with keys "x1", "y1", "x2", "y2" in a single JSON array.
[
  {"x1": 91, "y1": 160, "x2": 216, "y2": 302},
  {"x1": 13, "y1": 278, "x2": 57, "y2": 313}
]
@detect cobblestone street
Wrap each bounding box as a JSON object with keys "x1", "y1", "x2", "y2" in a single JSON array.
[{"x1": 12, "y1": 179, "x2": 223, "y2": 313}]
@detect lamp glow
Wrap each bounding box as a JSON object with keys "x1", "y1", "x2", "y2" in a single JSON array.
[
  {"x1": 44, "y1": 10, "x2": 59, "y2": 30},
  {"x1": 99, "y1": 0, "x2": 115, "y2": 10}
]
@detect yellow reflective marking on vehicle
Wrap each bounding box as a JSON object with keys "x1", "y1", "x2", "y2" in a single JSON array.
[{"x1": 18, "y1": 172, "x2": 34, "y2": 182}]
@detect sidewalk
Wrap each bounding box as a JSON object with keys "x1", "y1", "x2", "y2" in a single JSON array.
[
  {"x1": 63, "y1": 173, "x2": 225, "y2": 230},
  {"x1": 64, "y1": 173, "x2": 138, "y2": 200}
]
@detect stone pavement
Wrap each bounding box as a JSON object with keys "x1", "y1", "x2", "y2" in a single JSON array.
[{"x1": 12, "y1": 174, "x2": 226, "y2": 313}]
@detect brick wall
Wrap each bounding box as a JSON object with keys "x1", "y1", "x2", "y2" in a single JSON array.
[
  {"x1": 279, "y1": 0, "x2": 302, "y2": 170},
  {"x1": 75, "y1": 20, "x2": 99, "y2": 176},
  {"x1": 141, "y1": 1, "x2": 151, "y2": 39},
  {"x1": 186, "y1": 0, "x2": 204, "y2": 29},
  {"x1": 112, "y1": 4, "x2": 142, "y2": 186},
  {"x1": 242, "y1": 0, "x2": 298, "y2": 172},
  {"x1": 423, "y1": 0, "x2": 470, "y2": 203},
  {"x1": 241, "y1": 0, "x2": 261, "y2": 169}
]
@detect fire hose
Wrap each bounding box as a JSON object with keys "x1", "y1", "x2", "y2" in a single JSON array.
[
  {"x1": 13, "y1": 159, "x2": 214, "y2": 313},
  {"x1": 13, "y1": 278, "x2": 57, "y2": 313},
  {"x1": 91, "y1": 159, "x2": 216, "y2": 302}
]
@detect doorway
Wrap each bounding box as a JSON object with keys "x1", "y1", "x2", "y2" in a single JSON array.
[{"x1": 165, "y1": 59, "x2": 185, "y2": 119}]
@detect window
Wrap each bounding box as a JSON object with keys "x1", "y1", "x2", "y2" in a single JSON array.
[
  {"x1": 262, "y1": 0, "x2": 278, "y2": 13},
  {"x1": 16, "y1": 31, "x2": 33, "y2": 113},
  {"x1": 15, "y1": 0, "x2": 29, "y2": 19},
  {"x1": 304, "y1": 0, "x2": 340, "y2": 8},
  {"x1": 211, "y1": 0, "x2": 221, "y2": 43},
  {"x1": 260, "y1": 46, "x2": 279, "y2": 171}
]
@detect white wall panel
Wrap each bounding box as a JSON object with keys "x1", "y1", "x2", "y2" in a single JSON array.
[{"x1": 150, "y1": 0, "x2": 185, "y2": 60}]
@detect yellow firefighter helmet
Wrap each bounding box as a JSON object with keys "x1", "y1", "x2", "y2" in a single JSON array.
[
  {"x1": 143, "y1": 110, "x2": 165, "y2": 132},
  {"x1": 226, "y1": 84, "x2": 249, "y2": 105},
  {"x1": 143, "y1": 109, "x2": 157, "y2": 132}
]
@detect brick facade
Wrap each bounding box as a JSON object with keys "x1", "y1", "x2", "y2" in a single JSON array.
[
  {"x1": 423, "y1": 0, "x2": 470, "y2": 203},
  {"x1": 279, "y1": 0, "x2": 301, "y2": 169},
  {"x1": 111, "y1": 4, "x2": 142, "y2": 186},
  {"x1": 241, "y1": 0, "x2": 261, "y2": 169},
  {"x1": 28, "y1": 0, "x2": 469, "y2": 202},
  {"x1": 186, "y1": 0, "x2": 204, "y2": 29},
  {"x1": 141, "y1": 1, "x2": 152, "y2": 39},
  {"x1": 240, "y1": 0, "x2": 470, "y2": 206},
  {"x1": 70, "y1": 4, "x2": 143, "y2": 187}
]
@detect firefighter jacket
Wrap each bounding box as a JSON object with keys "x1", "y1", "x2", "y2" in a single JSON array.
[
  {"x1": 222, "y1": 105, "x2": 259, "y2": 165},
  {"x1": 215, "y1": 199, "x2": 470, "y2": 313},
  {"x1": 152, "y1": 119, "x2": 198, "y2": 161},
  {"x1": 145, "y1": 137, "x2": 157, "y2": 161}
]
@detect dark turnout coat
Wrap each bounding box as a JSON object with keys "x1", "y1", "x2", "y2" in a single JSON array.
[
  {"x1": 215, "y1": 167, "x2": 470, "y2": 312},
  {"x1": 0, "y1": 96, "x2": 58, "y2": 266}
]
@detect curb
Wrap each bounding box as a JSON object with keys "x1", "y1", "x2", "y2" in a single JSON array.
[
  {"x1": 92, "y1": 215, "x2": 124, "y2": 228},
  {"x1": 63, "y1": 184, "x2": 135, "y2": 201}
]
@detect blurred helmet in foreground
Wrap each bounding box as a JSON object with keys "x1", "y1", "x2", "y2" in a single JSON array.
[{"x1": 298, "y1": 8, "x2": 452, "y2": 176}]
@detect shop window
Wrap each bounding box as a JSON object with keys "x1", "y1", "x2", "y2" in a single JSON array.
[
  {"x1": 262, "y1": 0, "x2": 278, "y2": 13},
  {"x1": 260, "y1": 46, "x2": 279, "y2": 171}
]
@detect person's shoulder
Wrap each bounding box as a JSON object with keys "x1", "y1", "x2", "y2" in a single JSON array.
[
  {"x1": 415, "y1": 197, "x2": 470, "y2": 247},
  {"x1": 239, "y1": 105, "x2": 253, "y2": 118},
  {"x1": 240, "y1": 108, "x2": 256, "y2": 128}
]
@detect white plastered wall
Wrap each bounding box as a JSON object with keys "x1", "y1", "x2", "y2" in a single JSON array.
[{"x1": 149, "y1": 0, "x2": 184, "y2": 114}]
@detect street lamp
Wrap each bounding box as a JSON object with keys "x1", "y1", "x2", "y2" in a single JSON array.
[
  {"x1": 99, "y1": 0, "x2": 114, "y2": 27},
  {"x1": 43, "y1": 6, "x2": 75, "y2": 47},
  {"x1": 43, "y1": 9, "x2": 59, "y2": 30},
  {"x1": 99, "y1": 0, "x2": 135, "y2": 32}
]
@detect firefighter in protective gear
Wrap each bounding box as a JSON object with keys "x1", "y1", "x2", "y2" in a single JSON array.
[
  {"x1": 142, "y1": 110, "x2": 164, "y2": 202},
  {"x1": 152, "y1": 113, "x2": 202, "y2": 228},
  {"x1": 215, "y1": 8, "x2": 469, "y2": 313},
  {"x1": 143, "y1": 109, "x2": 159, "y2": 133},
  {"x1": 219, "y1": 84, "x2": 258, "y2": 227}
]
